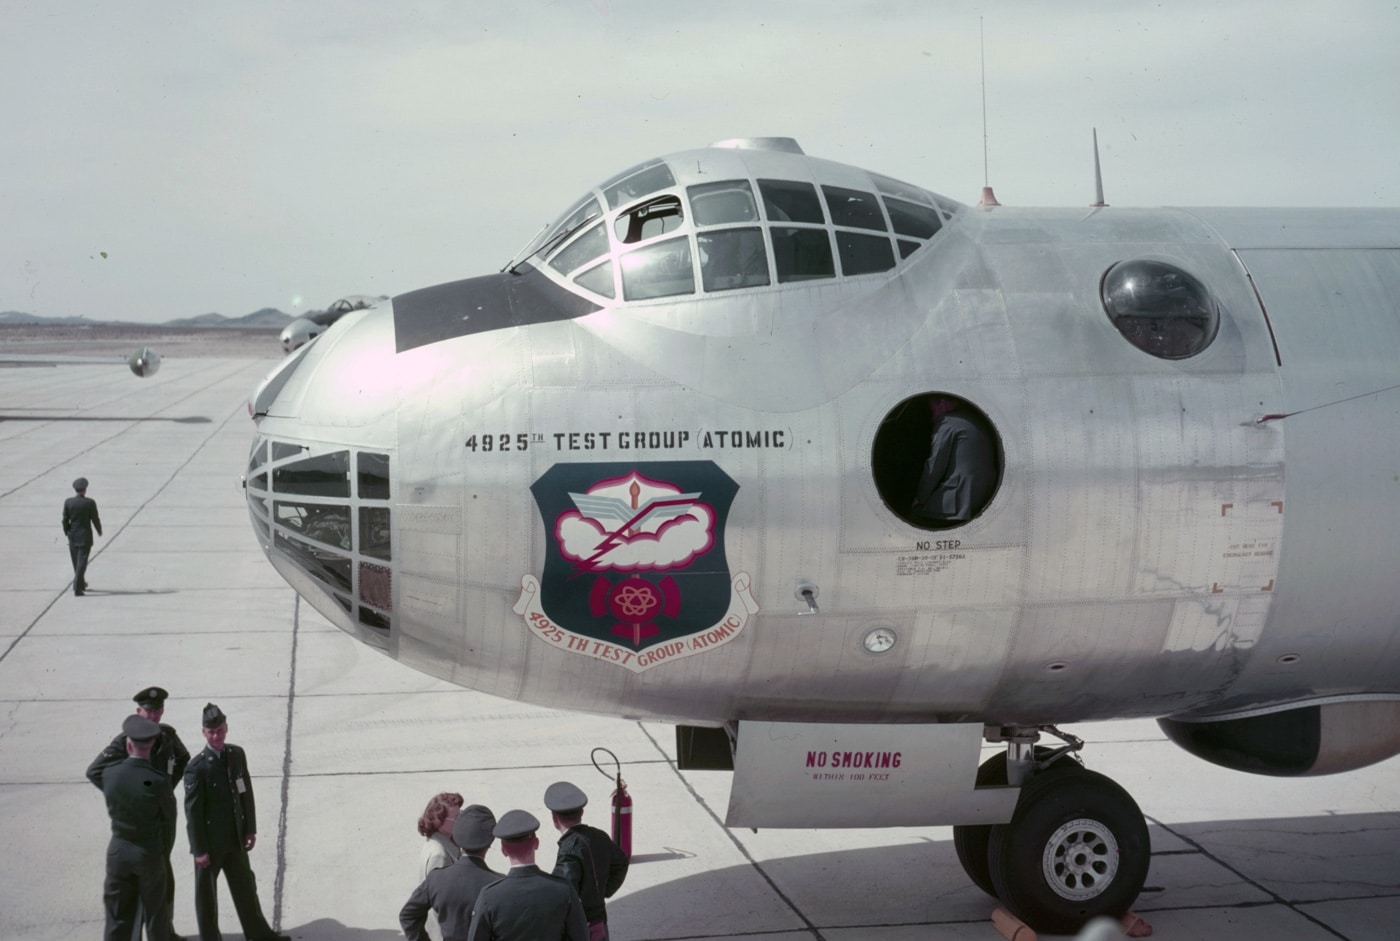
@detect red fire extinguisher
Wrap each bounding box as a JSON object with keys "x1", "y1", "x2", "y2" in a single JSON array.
[{"x1": 592, "y1": 747, "x2": 632, "y2": 858}]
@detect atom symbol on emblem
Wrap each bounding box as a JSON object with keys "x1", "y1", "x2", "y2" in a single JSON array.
[{"x1": 612, "y1": 582, "x2": 659, "y2": 619}]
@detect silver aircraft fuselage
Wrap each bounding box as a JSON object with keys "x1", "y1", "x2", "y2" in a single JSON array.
[{"x1": 247, "y1": 139, "x2": 1400, "y2": 740}]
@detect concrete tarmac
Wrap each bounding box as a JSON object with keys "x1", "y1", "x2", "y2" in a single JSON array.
[{"x1": 2, "y1": 354, "x2": 1398, "y2": 941}]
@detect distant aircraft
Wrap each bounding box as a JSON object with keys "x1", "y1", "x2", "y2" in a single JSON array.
[
  {"x1": 244, "y1": 137, "x2": 1400, "y2": 933},
  {"x1": 0, "y1": 346, "x2": 160, "y2": 377},
  {"x1": 278, "y1": 295, "x2": 381, "y2": 353}
]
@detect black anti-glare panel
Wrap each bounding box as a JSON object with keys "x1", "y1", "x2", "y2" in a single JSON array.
[{"x1": 393, "y1": 266, "x2": 601, "y2": 353}]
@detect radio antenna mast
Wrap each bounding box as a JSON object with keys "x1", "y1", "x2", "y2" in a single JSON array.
[
  {"x1": 978, "y1": 17, "x2": 1001, "y2": 207},
  {"x1": 1090, "y1": 127, "x2": 1108, "y2": 207}
]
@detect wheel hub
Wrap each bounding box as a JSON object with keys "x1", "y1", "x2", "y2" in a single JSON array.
[{"x1": 1041, "y1": 817, "x2": 1119, "y2": 901}]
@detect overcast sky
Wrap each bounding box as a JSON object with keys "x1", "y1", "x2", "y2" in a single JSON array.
[{"x1": 3, "y1": 1, "x2": 1398, "y2": 324}]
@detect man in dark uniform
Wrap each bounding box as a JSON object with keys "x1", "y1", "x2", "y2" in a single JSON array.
[
  {"x1": 183, "y1": 704, "x2": 289, "y2": 941},
  {"x1": 400, "y1": 804, "x2": 499, "y2": 941},
  {"x1": 88, "y1": 686, "x2": 191, "y2": 941},
  {"x1": 466, "y1": 810, "x2": 587, "y2": 941},
  {"x1": 545, "y1": 781, "x2": 629, "y2": 941},
  {"x1": 100, "y1": 714, "x2": 175, "y2": 941},
  {"x1": 911, "y1": 397, "x2": 998, "y2": 525},
  {"x1": 62, "y1": 476, "x2": 102, "y2": 595}
]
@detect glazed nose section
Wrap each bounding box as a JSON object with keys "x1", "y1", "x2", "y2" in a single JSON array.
[{"x1": 245, "y1": 303, "x2": 400, "y2": 647}]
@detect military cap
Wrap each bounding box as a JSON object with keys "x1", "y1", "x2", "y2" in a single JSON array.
[
  {"x1": 453, "y1": 804, "x2": 497, "y2": 851},
  {"x1": 122, "y1": 714, "x2": 161, "y2": 742},
  {"x1": 493, "y1": 809, "x2": 540, "y2": 842},
  {"x1": 202, "y1": 703, "x2": 227, "y2": 728},
  {"x1": 73, "y1": 477, "x2": 89, "y2": 491},
  {"x1": 133, "y1": 686, "x2": 168, "y2": 709},
  {"x1": 544, "y1": 781, "x2": 589, "y2": 813}
]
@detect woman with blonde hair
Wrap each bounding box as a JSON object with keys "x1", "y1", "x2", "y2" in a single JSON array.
[{"x1": 416, "y1": 792, "x2": 464, "y2": 880}]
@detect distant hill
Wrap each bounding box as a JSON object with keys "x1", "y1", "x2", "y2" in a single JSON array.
[
  {"x1": 165, "y1": 308, "x2": 292, "y2": 328},
  {"x1": 0, "y1": 308, "x2": 293, "y2": 327},
  {"x1": 0, "y1": 311, "x2": 96, "y2": 325}
]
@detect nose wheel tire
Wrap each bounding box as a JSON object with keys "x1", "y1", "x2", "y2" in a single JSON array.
[
  {"x1": 987, "y1": 767, "x2": 1149, "y2": 935},
  {"x1": 953, "y1": 747, "x2": 1079, "y2": 897}
]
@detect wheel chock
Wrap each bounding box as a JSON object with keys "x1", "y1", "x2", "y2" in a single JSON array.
[
  {"x1": 991, "y1": 906, "x2": 1036, "y2": 941},
  {"x1": 1120, "y1": 911, "x2": 1153, "y2": 937}
]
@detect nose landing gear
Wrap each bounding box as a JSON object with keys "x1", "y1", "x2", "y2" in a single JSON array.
[{"x1": 954, "y1": 728, "x2": 1151, "y2": 935}]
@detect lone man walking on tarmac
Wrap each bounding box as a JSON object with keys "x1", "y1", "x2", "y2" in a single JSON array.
[{"x1": 62, "y1": 476, "x2": 102, "y2": 595}]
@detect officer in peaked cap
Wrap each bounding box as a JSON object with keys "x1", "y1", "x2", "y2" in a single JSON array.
[
  {"x1": 546, "y1": 782, "x2": 628, "y2": 940},
  {"x1": 493, "y1": 809, "x2": 541, "y2": 842},
  {"x1": 61, "y1": 475, "x2": 102, "y2": 595},
  {"x1": 135, "y1": 686, "x2": 167, "y2": 709},
  {"x1": 99, "y1": 714, "x2": 176, "y2": 941},
  {"x1": 88, "y1": 687, "x2": 191, "y2": 786},
  {"x1": 87, "y1": 687, "x2": 191, "y2": 940},
  {"x1": 543, "y1": 781, "x2": 588, "y2": 814},
  {"x1": 401, "y1": 804, "x2": 501, "y2": 941},
  {"x1": 183, "y1": 703, "x2": 289, "y2": 941},
  {"x1": 467, "y1": 809, "x2": 586, "y2": 941},
  {"x1": 455, "y1": 804, "x2": 497, "y2": 851},
  {"x1": 123, "y1": 714, "x2": 161, "y2": 742}
]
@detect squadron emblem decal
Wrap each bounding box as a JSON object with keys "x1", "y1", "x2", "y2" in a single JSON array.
[{"x1": 514, "y1": 461, "x2": 758, "y2": 672}]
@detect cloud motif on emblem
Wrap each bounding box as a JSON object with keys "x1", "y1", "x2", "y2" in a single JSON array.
[{"x1": 556, "y1": 471, "x2": 715, "y2": 571}]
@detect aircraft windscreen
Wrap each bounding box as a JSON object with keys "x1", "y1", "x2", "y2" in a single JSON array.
[
  {"x1": 520, "y1": 148, "x2": 963, "y2": 303},
  {"x1": 601, "y1": 159, "x2": 677, "y2": 209},
  {"x1": 519, "y1": 194, "x2": 604, "y2": 265}
]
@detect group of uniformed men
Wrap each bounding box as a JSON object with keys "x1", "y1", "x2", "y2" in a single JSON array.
[
  {"x1": 91, "y1": 687, "x2": 630, "y2": 941},
  {"x1": 88, "y1": 687, "x2": 289, "y2": 941},
  {"x1": 401, "y1": 781, "x2": 629, "y2": 941}
]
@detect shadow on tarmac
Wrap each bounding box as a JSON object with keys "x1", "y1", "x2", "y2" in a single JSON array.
[
  {"x1": 0, "y1": 415, "x2": 212, "y2": 423},
  {"x1": 599, "y1": 811, "x2": 1400, "y2": 937},
  {"x1": 75, "y1": 590, "x2": 179, "y2": 597},
  {"x1": 275, "y1": 920, "x2": 402, "y2": 940}
]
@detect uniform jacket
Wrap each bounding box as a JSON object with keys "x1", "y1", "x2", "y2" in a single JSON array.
[
  {"x1": 400, "y1": 854, "x2": 499, "y2": 941},
  {"x1": 184, "y1": 743, "x2": 257, "y2": 858},
  {"x1": 62, "y1": 494, "x2": 102, "y2": 546},
  {"x1": 466, "y1": 864, "x2": 587, "y2": 941},
  {"x1": 913, "y1": 411, "x2": 998, "y2": 522},
  {"x1": 553, "y1": 824, "x2": 628, "y2": 922},
  {"x1": 104, "y1": 755, "x2": 176, "y2": 853},
  {"x1": 87, "y1": 724, "x2": 191, "y2": 791}
]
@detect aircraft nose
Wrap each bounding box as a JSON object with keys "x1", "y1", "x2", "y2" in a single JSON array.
[{"x1": 246, "y1": 302, "x2": 400, "y2": 645}]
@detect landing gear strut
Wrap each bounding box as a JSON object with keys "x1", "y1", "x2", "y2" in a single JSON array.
[{"x1": 953, "y1": 727, "x2": 1150, "y2": 935}]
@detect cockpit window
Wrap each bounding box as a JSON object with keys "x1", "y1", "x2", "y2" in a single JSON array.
[
  {"x1": 531, "y1": 153, "x2": 963, "y2": 304},
  {"x1": 688, "y1": 180, "x2": 758, "y2": 226},
  {"x1": 870, "y1": 172, "x2": 937, "y2": 202},
  {"x1": 1101, "y1": 259, "x2": 1220, "y2": 359},
  {"x1": 836, "y1": 232, "x2": 895, "y2": 276},
  {"x1": 772, "y1": 227, "x2": 835, "y2": 282},
  {"x1": 602, "y1": 160, "x2": 677, "y2": 209},
  {"x1": 620, "y1": 236, "x2": 694, "y2": 300},
  {"x1": 698, "y1": 228, "x2": 769, "y2": 291},
  {"x1": 883, "y1": 197, "x2": 943, "y2": 240},
  {"x1": 758, "y1": 179, "x2": 826, "y2": 224},
  {"x1": 574, "y1": 260, "x2": 616, "y2": 299},
  {"x1": 549, "y1": 221, "x2": 609, "y2": 276},
  {"x1": 523, "y1": 194, "x2": 602, "y2": 262},
  {"x1": 822, "y1": 186, "x2": 887, "y2": 231},
  {"x1": 615, "y1": 195, "x2": 684, "y2": 244}
]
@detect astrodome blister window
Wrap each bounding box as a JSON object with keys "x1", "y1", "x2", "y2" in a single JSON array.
[{"x1": 1101, "y1": 259, "x2": 1221, "y2": 360}]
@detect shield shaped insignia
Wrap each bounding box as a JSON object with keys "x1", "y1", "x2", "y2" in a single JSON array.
[{"x1": 514, "y1": 461, "x2": 758, "y2": 672}]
